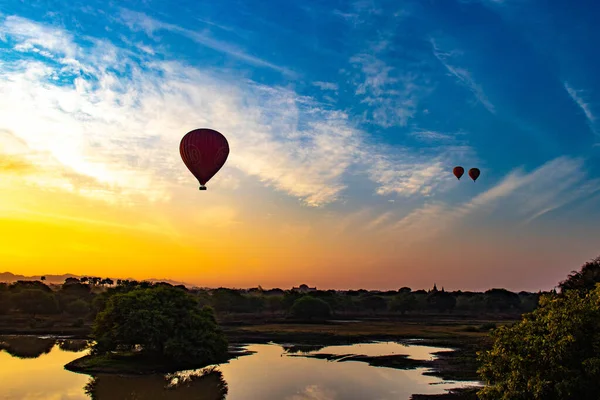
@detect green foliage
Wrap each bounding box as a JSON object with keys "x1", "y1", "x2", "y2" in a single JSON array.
[
  {"x1": 290, "y1": 296, "x2": 332, "y2": 321},
  {"x1": 93, "y1": 286, "x2": 228, "y2": 365},
  {"x1": 477, "y1": 284, "x2": 600, "y2": 400}
]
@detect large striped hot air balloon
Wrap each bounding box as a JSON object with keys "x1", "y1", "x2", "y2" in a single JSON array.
[{"x1": 180, "y1": 128, "x2": 230, "y2": 190}]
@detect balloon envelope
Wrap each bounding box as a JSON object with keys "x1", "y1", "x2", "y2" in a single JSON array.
[
  {"x1": 468, "y1": 168, "x2": 480, "y2": 182},
  {"x1": 453, "y1": 166, "x2": 464, "y2": 180},
  {"x1": 180, "y1": 128, "x2": 229, "y2": 188}
]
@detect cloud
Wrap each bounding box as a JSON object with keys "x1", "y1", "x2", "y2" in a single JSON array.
[
  {"x1": 384, "y1": 156, "x2": 600, "y2": 244},
  {"x1": 0, "y1": 154, "x2": 35, "y2": 174},
  {"x1": 312, "y1": 81, "x2": 339, "y2": 91},
  {"x1": 430, "y1": 38, "x2": 495, "y2": 114},
  {"x1": 564, "y1": 82, "x2": 597, "y2": 136},
  {"x1": 117, "y1": 9, "x2": 294, "y2": 76},
  {"x1": 350, "y1": 53, "x2": 432, "y2": 127},
  {"x1": 0, "y1": 15, "x2": 466, "y2": 208},
  {"x1": 287, "y1": 385, "x2": 336, "y2": 400},
  {"x1": 409, "y1": 129, "x2": 465, "y2": 143},
  {"x1": 0, "y1": 16, "x2": 78, "y2": 59},
  {"x1": 363, "y1": 144, "x2": 477, "y2": 197}
]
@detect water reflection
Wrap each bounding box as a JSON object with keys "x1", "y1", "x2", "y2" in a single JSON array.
[
  {"x1": 84, "y1": 367, "x2": 228, "y2": 400},
  {"x1": 310, "y1": 341, "x2": 455, "y2": 360},
  {"x1": 0, "y1": 335, "x2": 56, "y2": 359},
  {"x1": 0, "y1": 337, "x2": 480, "y2": 400},
  {"x1": 282, "y1": 344, "x2": 327, "y2": 354},
  {"x1": 58, "y1": 339, "x2": 91, "y2": 353}
]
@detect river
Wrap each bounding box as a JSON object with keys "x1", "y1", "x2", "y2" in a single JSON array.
[{"x1": 0, "y1": 335, "x2": 480, "y2": 399}]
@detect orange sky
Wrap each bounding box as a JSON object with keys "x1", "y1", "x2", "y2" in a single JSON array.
[{"x1": 2, "y1": 14, "x2": 600, "y2": 292}]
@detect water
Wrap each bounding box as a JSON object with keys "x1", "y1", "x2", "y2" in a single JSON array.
[{"x1": 0, "y1": 336, "x2": 480, "y2": 400}]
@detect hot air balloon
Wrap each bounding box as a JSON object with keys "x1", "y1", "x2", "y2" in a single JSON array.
[
  {"x1": 180, "y1": 128, "x2": 229, "y2": 190},
  {"x1": 453, "y1": 166, "x2": 464, "y2": 180},
  {"x1": 468, "y1": 168, "x2": 480, "y2": 182}
]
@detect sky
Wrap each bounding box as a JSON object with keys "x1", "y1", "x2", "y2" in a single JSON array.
[{"x1": 1, "y1": 0, "x2": 599, "y2": 292}]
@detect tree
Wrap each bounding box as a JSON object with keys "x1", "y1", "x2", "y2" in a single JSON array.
[
  {"x1": 477, "y1": 284, "x2": 600, "y2": 400},
  {"x1": 40, "y1": 276, "x2": 46, "y2": 282},
  {"x1": 290, "y1": 296, "x2": 332, "y2": 321},
  {"x1": 559, "y1": 256, "x2": 600, "y2": 294},
  {"x1": 12, "y1": 289, "x2": 59, "y2": 317},
  {"x1": 484, "y1": 288, "x2": 521, "y2": 313},
  {"x1": 389, "y1": 293, "x2": 417, "y2": 315},
  {"x1": 0, "y1": 291, "x2": 11, "y2": 314},
  {"x1": 359, "y1": 295, "x2": 388, "y2": 314},
  {"x1": 66, "y1": 299, "x2": 90, "y2": 316},
  {"x1": 427, "y1": 291, "x2": 456, "y2": 313},
  {"x1": 92, "y1": 286, "x2": 228, "y2": 365}
]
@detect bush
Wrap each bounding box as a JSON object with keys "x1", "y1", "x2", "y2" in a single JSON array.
[{"x1": 478, "y1": 284, "x2": 600, "y2": 400}]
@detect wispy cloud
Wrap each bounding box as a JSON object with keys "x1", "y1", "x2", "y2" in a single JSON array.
[
  {"x1": 312, "y1": 81, "x2": 339, "y2": 91},
  {"x1": 564, "y1": 82, "x2": 597, "y2": 137},
  {"x1": 430, "y1": 38, "x2": 495, "y2": 114},
  {"x1": 409, "y1": 129, "x2": 465, "y2": 144},
  {"x1": 0, "y1": 16, "x2": 461, "y2": 208},
  {"x1": 363, "y1": 144, "x2": 477, "y2": 197},
  {"x1": 117, "y1": 9, "x2": 294, "y2": 76},
  {"x1": 385, "y1": 156, "x2": 600, "y2": 244},
  {"x1": 350, "y1": 53, "x2": 432, "y2": 127}
]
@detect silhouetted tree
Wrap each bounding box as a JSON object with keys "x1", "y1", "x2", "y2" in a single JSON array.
[
  {"x1": 484, "y1": 288, "x2": 521, "y2": 313},
  {"x1": 427, "y1": 291, "x2": 456, "y2": 313},
  {"x1": 360, "y1": 295, "x2": 388, "y2": 314},
  {"x1": 290, "y1": 296, "x2": 332, "y2": 321},
  {"x1": 389, "y1": 293, "x2": 417, "y2": 315},
  {"x1": 559, "y1": 256, "x2": 600, "y2": 294},
  {"x1": 10, "y1": 280, "x2": 52, "y2": 293},
  {"x1": 66, "y1": 299, "x2": 90, "y2": 316},
  {"x1": 12, "y1": 289, "x2": 59, "y2": 317},
  {"x1": 398, "y1": 287, "x2": 412, "y2": 293},
  {"x1": 40, "y1": 276, "x2": 46, "y2": 282}
]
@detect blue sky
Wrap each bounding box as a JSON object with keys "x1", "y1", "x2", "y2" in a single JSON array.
[{"x1": 0, "y1": 0, "x2": 599, "y2": 290}]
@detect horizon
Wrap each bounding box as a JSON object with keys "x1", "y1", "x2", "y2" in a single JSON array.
[
  {"x1": 0, "y1": 270, "x2": 561, "y2": 293},
  {"x1": 1, "y1": 1, "x2": 599, "y2": 292}
]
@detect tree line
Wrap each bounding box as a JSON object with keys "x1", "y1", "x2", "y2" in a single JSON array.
[{"x1": 0, "y1": 278, "x2": 546, "y2": 325}]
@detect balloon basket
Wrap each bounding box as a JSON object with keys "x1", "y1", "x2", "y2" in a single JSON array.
[{"x1": 199, "y1": 185, "x2": 207, "y2": 191}]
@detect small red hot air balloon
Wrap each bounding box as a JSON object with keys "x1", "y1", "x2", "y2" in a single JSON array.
[
  {"x1": 453, "y1": 166, "x2": 464, "y2": 180},
  {"x1": 468, "y1": 167, "x2": 480, "y2": 182},
  {"x1": 180, "y1": 128, "x2": 230, "y2": 190}
]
